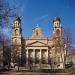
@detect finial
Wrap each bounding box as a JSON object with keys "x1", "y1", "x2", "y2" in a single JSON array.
[{"x1": 36, "y1": 24, "x2": 39, "y2": 27}]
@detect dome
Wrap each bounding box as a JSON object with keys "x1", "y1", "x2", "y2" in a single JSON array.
[
  {"x1": 32, "y1": 24, "x2": 41, "y2": 32},
  {"x1": 14, "y1": 16, "x2": 21, "y2": 22},
  {"x1": 53, "y1": 16, "x2": 61, "y2": 22},
  {"x1": 34, "y1": 24, "x2": 42, "y2": 33},
  {"x1": 32, "y1": 24, "x2": 44, "y2": 38}
]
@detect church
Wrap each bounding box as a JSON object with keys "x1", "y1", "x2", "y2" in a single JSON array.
[{"x1": 11, "y1": 16, "x2": 66, "y2": 69}]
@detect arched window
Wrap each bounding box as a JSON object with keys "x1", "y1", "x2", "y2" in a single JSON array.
[
  {"x1": 36, "y1": 29, "x2": 38, "y2": 36},
  {"x1": 14, "y1": 21, "x2": 18, "y2": 27},
  {"x1": 14, "y1": 39, "x2": 17, "y2": 44},
  {"x1": 14, "y1": 21, "x2": 20, "y2": 28},
  {"x1": 36, "y1": 31, "x2": 38, "y2": 36},
  {"x1": 56, "y1": 29, "x2": 60, "y2": 36},
  {"x1": 57, "y1": 23, "x2": 59, "y2": 27},
  {"x1": 57, "y1": 22, "x2": 60, "y2": 27},
  {"x1": 15, "y1": 29, "x2": 18, "y2": 35}
]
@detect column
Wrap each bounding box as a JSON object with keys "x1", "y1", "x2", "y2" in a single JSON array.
[
  {"x1": 26, "y1": 49, "x2": 28, "y2": 65},
  {"x1": 40, "y1": 49, "x2": 41, "y2": 64},
  {"x1": 47, "y1": 49, "x2": 48, "y2": 63},
  {"x1": 33, "y1": 49, "x2": 35, "y2": 64}
]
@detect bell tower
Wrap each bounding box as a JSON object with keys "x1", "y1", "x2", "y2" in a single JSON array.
[
  {"x1": 52, "y1": 17, "x2": 65, "y2": 69},
  {"x1": 11, "y1": 16, "x2": 22, "y2": 64},
  {"x1": 53, "y1": 17, "x2": 62, "y2": 37}
]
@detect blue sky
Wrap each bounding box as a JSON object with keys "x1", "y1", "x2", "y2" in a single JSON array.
[{"x1": 8, "y1": 0, "x2": 75, "y2": 37}]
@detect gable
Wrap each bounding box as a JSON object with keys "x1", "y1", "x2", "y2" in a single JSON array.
[{"x1": 26, "y1": 41, "x2": 48, "y2": 47}]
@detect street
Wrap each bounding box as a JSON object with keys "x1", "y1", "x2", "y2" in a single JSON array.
[{"x1": 0, "y1": 71, "x2": 74, "y2": 75}]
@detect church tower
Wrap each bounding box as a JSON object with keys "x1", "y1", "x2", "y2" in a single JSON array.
[
  {"x1": 53, "y1": 17, "x2": 62, "y2": 37},
  {"x1": 52, "y1": 17, "x2": 65, "y2": 69},
  {"x1": 11, "y1": 16, "x2": 22, "y2": 65}
]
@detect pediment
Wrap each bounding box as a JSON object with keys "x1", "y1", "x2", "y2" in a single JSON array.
[{"x1": 26, "y1": 41, "x2": 48, "y2": 47}]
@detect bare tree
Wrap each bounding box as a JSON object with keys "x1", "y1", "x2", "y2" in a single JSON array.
[
  {"x1": 63, "y1": 27, "x2": 75, "y2": 54},
  {"x1": 0, "y1": 0, "x2": 17, "y2": 69}
]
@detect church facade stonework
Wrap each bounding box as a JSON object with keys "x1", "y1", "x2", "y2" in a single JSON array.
[{"x1": 11, "y1": 16, "x2": 66, "y2": 69}]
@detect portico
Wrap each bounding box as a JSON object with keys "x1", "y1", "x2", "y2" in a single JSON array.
[{"x1": 26, "y1": 47, "x2": 48, "y2": 65}]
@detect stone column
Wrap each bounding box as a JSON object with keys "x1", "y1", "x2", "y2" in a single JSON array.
[
  {"x1": 33, "y1": 49, "x2": 35, "y2": 64},
  {"x1": 40, "y1": 49, "x2": 41, "y2": 64},
  {"x1": 47, "y1": 49, "x2": 48, "y2": 63},
  {"x1": 26, "y1": 49, "x2": 28, "y2": 65}
]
